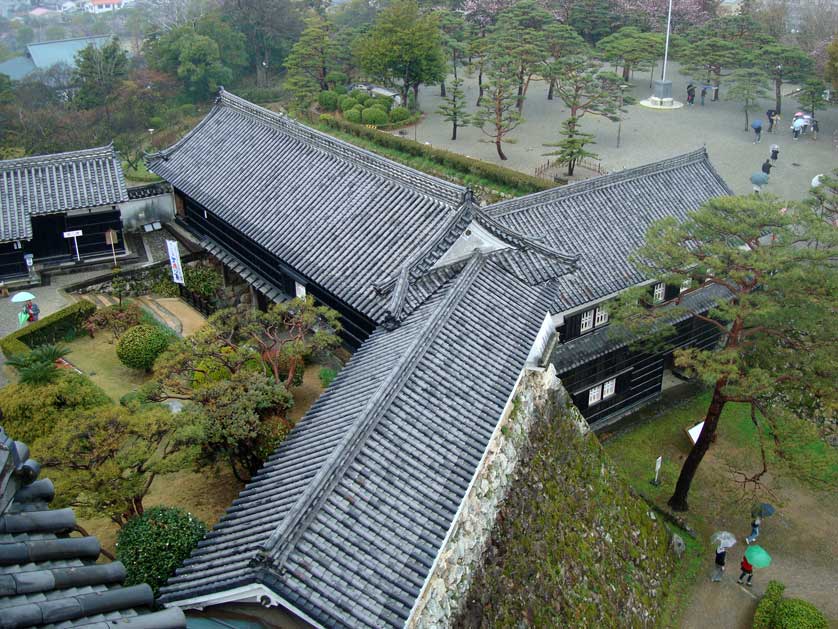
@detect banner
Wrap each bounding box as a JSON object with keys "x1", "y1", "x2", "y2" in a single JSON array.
[{"x1": 166, "y1": 239, "x2": 185, "y2": 285}]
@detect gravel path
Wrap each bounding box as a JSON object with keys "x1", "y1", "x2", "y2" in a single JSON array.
[{"x1": 413, "y1": 62, "x2": 837, "y2": 201}]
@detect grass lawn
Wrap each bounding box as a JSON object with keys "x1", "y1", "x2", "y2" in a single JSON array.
[
  {"x1": 65, "y1": 333, "x2": 151, "y2": 401},
  {"x1": 602, "y1": 387, "x2": 838, "y2": 628}
]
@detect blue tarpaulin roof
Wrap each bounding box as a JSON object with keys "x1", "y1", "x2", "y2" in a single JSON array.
[
  {"x1": 0, "y1": 56, "x2": 35, "y2": 80},
  {"x1": 26, "y1": 35, "x2": 112, "y2": 69}
]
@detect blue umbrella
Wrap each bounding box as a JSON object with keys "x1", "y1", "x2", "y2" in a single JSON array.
[
  {"x1": 751, "y1": 503, "x2": 776, "y2": 518},
  {"x1": 751, "y1": 172, "x2": 769, "y2": 186},
  {"x1": 751, "y1": 119, "x2": 763, "y2": 129}
]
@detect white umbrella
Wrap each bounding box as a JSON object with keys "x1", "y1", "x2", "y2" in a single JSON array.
[
  {"x1": 10, "y1": 291, "x2": 35, "y2": 303},
  {"x1": 711, "y1": 531, "x2": 737, "y2": 550}
]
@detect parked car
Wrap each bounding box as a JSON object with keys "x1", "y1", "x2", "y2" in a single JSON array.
[{"x1": 348, "y1": 83, "x2": 402, "y2": 106}]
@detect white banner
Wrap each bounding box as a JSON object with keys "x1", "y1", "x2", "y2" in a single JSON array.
[{"x1": 166, "y1": 239, "x2": 185, "y2": 285}]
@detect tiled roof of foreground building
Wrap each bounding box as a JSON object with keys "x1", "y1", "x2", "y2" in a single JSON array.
[
  {"x1": 485, "y1": 148, "x2": 733, "y2": 312},
  {"x1": 146, "y1": 90, "x2": 477, "y2": 324},
  {"x1": 158, "y1": 249, "x2": 558, "y2": 627},
  {"x1": 0, "y1": 145, "x2": 128, "y2": 243},
  {"x1": 0, "y1": 429, "x2": 186, "y2": 629}
]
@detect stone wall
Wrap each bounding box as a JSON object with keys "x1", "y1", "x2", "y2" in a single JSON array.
[{"x1": 406, "y1": 365, "x2": 588, "y2": 628}]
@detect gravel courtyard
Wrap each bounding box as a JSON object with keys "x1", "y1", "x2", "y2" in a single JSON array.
[{"x1": 412, "y1": 62, "x2": 837, "y2": 201}]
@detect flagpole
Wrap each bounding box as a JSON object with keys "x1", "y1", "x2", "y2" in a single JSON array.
[{"x1": 661, "y1": 0, "x2": 673, "y2": 81}]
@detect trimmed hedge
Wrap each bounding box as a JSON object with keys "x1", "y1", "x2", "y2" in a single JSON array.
[
  {"x1": 753, "y1": 581, "x2": 828, "y2": 629},
  {"x1": 116, "y1": 324, "x2": 172, "y2": 371},
  {"x1": 389, "y1": 106, "x2": 410, "y2": 123},
  {"x1": 345, "y1": 109, "x2": 362, "y2": 123},
  {"x1": 318, "y1": 90, "x2": 339, "y2": 112},
  {"x1": 339, "y1": 96, "x2": 358, "y2": 112},
  {"x1": 116, "y1": 506, "x2": 207, "y2": 597},
  {"x1": 318, "y1": 115, "x2": 554, "y2": 194},
  {"x1": 362, "y1": 107, "x2": 388, "y2": 125},
  {"x1": 1, "y1": 300, "x2": 96, "y2": 358},
  {"x1": 754, "y1": 581, "x2": 785, "y2": 629}
]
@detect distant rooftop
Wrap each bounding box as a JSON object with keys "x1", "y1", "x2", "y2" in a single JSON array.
[{"x1": 0, "y1": 35, "x2": 113, "y2": 81}]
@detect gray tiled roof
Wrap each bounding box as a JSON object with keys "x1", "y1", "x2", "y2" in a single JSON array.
[
  {"x1": 0, "y1": 145, "x2": 128, "y2": 242},
  {"x1": 485, "y1": 149, "x2": 732, "y2": 312},
  {"x1": 158, "y1": 250, "x2": 554, "y2": 627},
  {"x1": 550, "y1": 282, "x2": 732, "y2": 372},
  {"x1": 146, "y1": 90, "x2": 471, "y2": 324},
  {"x1": 0, "y1": 428, "x2": 186, "y2": 629}
]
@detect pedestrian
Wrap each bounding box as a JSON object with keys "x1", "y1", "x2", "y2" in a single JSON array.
[
  {"x1": 25, "y1": 299, "x2": 39, "y2": 322},
  {"x1": 766, "y1": 110, "x2": 776, "y2": 132},
  {"x1": 761, "y1": 159, "x2": 773, "y2": 176},
  {"x1": 701, "y1": 86, "x2": 708, "y2": 106},
  {"x1": 746, "y1": 516, "x2": 761, "y2": 544},
  {"x1": 811, "y1": 118, "x2": 819, "y2": 140},
  {"x1": 752, "y1": 119, "x2": 763, "y2": 144},
  {"x1": 712, "y1": 547, "x2": 727, "y2": 582},
  {"x1": 687, "y1": 84, "x2": 696, "y2": 106},
  {"x1": 738, "y1": 555, "x2": 754, "y2": 586},
  {"x1": 770, "y1": 144, "x2": 779, "y2": 163}
]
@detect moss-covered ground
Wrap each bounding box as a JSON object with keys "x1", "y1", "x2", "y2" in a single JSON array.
[
  {"x1": 457, "y1": 405, "x2": 677, "y2": 628},
  {"x1": 65, "y1": 333, "x2": 152, "y2": 401},
  {"x1": 603, "y1": 387, "x2": 838, "y2": 628}
]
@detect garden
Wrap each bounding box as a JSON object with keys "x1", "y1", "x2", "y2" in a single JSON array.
[
  {"x1": 0, "y1": 288, "x2": 345, "y2": 594},
  {"x1": 602, "y1": 388, "x2": 838, "y2": 628}
]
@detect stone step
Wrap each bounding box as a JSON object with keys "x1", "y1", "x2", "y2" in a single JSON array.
[{"x1": 137, "y1": 296, "x2": 183, "y2": 336}]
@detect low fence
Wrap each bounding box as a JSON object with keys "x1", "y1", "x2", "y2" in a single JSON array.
[{"x1": 533, "y1": 157, "x2": 609, "y2": 179}]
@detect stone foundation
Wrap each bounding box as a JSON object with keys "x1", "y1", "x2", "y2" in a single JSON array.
[{"x1": 407, "y1": 365, "x2": 588, "y2": 628}]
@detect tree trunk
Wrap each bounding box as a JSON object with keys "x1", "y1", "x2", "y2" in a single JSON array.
[
  {"x1": 650, "y1": 64, "x2": 655, "y2": 89},
  {"x1": 774, "y1": 79, "x2": 782, "y2": 114},
  {"x1": 548, "y1": 78, "x2": 555, "y2": 100},
  {"x1": 567, "y1": 158, "x2": 576, "y2": 176},
  {"x1": 440, "y1": 80, "x2": 446, "y2": 98},
  {"x1": 477, "y1": 68, "x2": 484, "y2": 106},
  {"x1": 495, "y1": 138, "x2": 507, "y2": 160},
  {"x1": 452, "y1": 121, "x2": 457, "y2": 141},
  {"x1": 622, "y1": 64, "x2": 630, "y2": 81},
  {"x1": 412, "y1": 83, "x2": 420, "y2": 109},
  {"x1": 745, "y1": 107, "x2": 750, "y2": 132},
  {"x1": 667, "y1": 378, "x2": 727, "y2": 511},
  {"x1": 516, "y1": 76, "x2": 525, "y2": 113}
]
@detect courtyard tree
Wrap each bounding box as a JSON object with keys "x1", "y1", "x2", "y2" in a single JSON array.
[
  {"x1": 725, "y1": 67, "x2": 770, "y2": 130},
  {"x1": 284, "y1": 14, "x2": 343, "y2": 107},
  {"x1": 437, "y1": 9, "x2": 470, "y2": 95},
  {"x1": 436, "y1": 77, "x2": 471, "y2": 140},
  {"x1": 73, "y1": 38, "x2": 129, "y2": 125},
  {"x1": 40, "y1": 404, "x2": 199, "y2": 526},
  {"x1": 543, "y1": 23, "x2": 587, "y2": 100},
  {"x1": 611, "y1": 195, "x2": 838, "y2": 511},
  {"x1": 796, "y1": 78, "x2": 829, "y2": 120},
  {"x1": 756, "y1": 42, "x2": 814, "y2": 114},
  {"x1": 596, "y1": 27, "x2": 659, "y2": 82},
  {"x1": 550, "y1": 55, "x2": 624, "y2": 123},
  {"x1": 146, "y1": 26, "x2": 232, "y2": 99},
  {"x1": 488, "y1": 0, "x2": 552, "y2": 113},
  {"x1": 472, "y1": 55, "x2": 524, "y2": 160},
  {"x1": 355, "y1": 0, "x2": 446, "y2": 108},
  {"x1": 544, "y1": 116, "x2": 597, "y2": 176},
  {"x1": 680, "y1": 37, "x2": 740, "y2": 99}
]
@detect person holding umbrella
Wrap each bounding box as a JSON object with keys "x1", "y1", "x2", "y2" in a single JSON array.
[
  {"x1": 792, "y1": 116, "x2": 806, "y2": 140},
  {"x1": 710, "y1": 531, "x2": 737, "y2": 582},
  {"x1": 738, "y1": 554, "x2": 754, "y2": 586},
  {"x1": 752, "y1": 119, "x2": 763, "y2": 143},
  {"x1": 740, "y1": 545, "x2": 772, "y2": 586},
  {"x1": 751, "y1": 172, "x2": 769, "y2": 194},
  {"x1": 10, "y1": 291, "x2": 38, "y2": 326}
]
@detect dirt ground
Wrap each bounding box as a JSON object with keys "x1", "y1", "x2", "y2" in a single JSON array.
[{"x1": 680, "y1": 448, "x2": 838, "y2": 629}]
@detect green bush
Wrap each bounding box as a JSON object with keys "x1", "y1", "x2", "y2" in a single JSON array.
[
  {"x1": 0, "y1": 371, "x2": 110, "y2": 445},
  {"x1": 334, "y1": 85, "x2": 348, "y2": 95},
  {"x1": 148, "y1": 116, "x2": 164, "y2": 130},
  {"x1": 184, "y1": 265, "x2": 222, "y2": 299},
  {"x1": 344, "y1": 108, "x2": 362, "y2": 123},
  {"x1": 389, "y1": 106, "x2": 410, "y2": 123},
  {"x1": 371, "y1": 96, "x2": 393, "y2": 112},
  {"x1": 1, "y1": 300, "x2": 96, "y2": 358},
  {"x1": 774, "y1": 599, "x2": 828, "y2": 629},
  {"x1": 317, "y1": 90, "x2": 339, "y2": 112},
  {"x1": 319, "y1": 367, "x2": 338, "y2": 388},
  {"x1": 318, "y1": 116, "x2": 554, "y2": 194},
  {"x1": 754, "y1": 581, "x2": 786, "y2": 629},
  {"x1": 338, "y1": 96, "x2": 358, "y2": 112},
  {"x1": 349, "y1": 89, "x2": 367, "y2": 101},
  {"x1": 116, "y1": 324, "x2": 172, "y2": 371},
  {"x1": 116, "y1": 506, "x2": 207, "y2": 597},
  {"x1": 362, "y1": 107, "x2": 389, "y2": 125}
]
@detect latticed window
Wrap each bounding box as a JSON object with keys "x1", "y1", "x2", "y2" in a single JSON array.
[
  {"x1": 580, "y1": 309, "x2": 594, "y2": 332},
  {"x1": 653, "y1": 282, "x2": 665, "y2": 302}
]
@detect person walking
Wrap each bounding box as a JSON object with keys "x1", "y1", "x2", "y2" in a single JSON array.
[
  {"x1": 701, "y1": 86, "x2": 708, "y2": 106},
  {"x1": 686, "y1": 84, "x2": 696, "y2": 106},
  {"x1": 746, "y1": 516, "x2": 761, "y2": 544},
  {"x1": 25, "y1": 299, "x2": 39, "y2": 322},
  {"x1": 752, "y1": 119, "x2": 763, "y2": 144},
  {"x1": 770, "y1": 144, "x2": 780, "y2": 163},
  {"x1": 761, "y1": 159, "x2": 773, "y2": 176},
  {"x1": 766, "y1": 110, "x2": 776, "y2": 133},
  {"x1": 738, "y1": 555, "x2": 754, "y2": 586},
  {"x1": 712, "y1": 547, "x2": 727, "y2": 582},
  {"x1": 812, "y1": 119, "x2": 819, "y2": 140}
]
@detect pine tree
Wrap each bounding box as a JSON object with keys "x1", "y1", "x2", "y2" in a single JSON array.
[
  {"x1": 436, "y1": 77, "x2": 470, "y2": 140},
  {"x1": 796, "y1": 78, "x2": 829, "y2": 120},
  {"x1": 724, "y1": 67, "x2": 770, "y2": 131},
  {"x1": 544, "y1": 117, "x2": 597, "y2": 176},
  {"x1": 611, "y1": 195, "x2": 838, "y2": 511},
  {"x1": 471, "y1": 56, "x2": 523, "y2": 160}
]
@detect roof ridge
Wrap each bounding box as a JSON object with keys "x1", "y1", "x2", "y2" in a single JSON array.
[
  {"x1": 475, "y1": 212, "x2": 580, "y2": 267},
  {"x1": 253, "y1": 253, "x2": 488, "y2": 572},
  {"x1": 157, "y1": 89, "x2": 467, "y2": 207},
  {"x1": 485, "y1": 148, "x2": 714, "y2": 217},
  {"x1": 27, "y1": 34, "x2": 113, "y2": 48},
  {"x1": 0, "y1": 144, "x2": 117, "y2": 170}
]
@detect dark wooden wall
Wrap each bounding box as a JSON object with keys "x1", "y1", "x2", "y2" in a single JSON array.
[
  {"x1": 178, "y1": 191, "x2": 375, "y2": 349},
  {"x1": 0, "y1": 242, "x2": 28, "y2": 279}
]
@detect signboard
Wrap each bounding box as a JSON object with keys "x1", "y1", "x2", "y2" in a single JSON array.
[
  {"x1": 166, "y1": 239, "x2": 185, "y2": 285},
  {"x1": 63, "y1": 229, "x2": 82, "y2": 261}
]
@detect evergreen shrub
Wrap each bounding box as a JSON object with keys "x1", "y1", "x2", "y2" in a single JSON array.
[
  {"x1": 362, "y1": 107, "x2": 388, "y2": 125},
  {"x1": 116, "y1": 324, "x2": 172, "y2": 371},
  {"x1": 317, "y1": 90, "x2": 339, "y2": 111},
  {"x1": 344, "y1": 109, "x2": 362, "y2": 123},
  {"x1": 349, "y1": 89, "x2": 367, "y2": 101},
  {"x1": 116, "y1": 506, "x2": 207, "y2": 597},
  {"x1": 773, "y1": 599, "x2": 828, "y2": 629},
  {"x1": 389, "y1": 106, "x2": 410, "y2": 123},
  {"x1": 338, "y1": 96, "x2": 358, "y2": 112},
  {"x1": 1, "y1": 301, "x2": 96, "y2": 358},
  {"x1": 753, "y1": 581, "x2": 785, "y2": 629}
]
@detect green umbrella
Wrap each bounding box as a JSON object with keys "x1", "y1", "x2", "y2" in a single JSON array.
[{"x1": 745, "y1": 545, "x2": 772, "y2": 568}]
